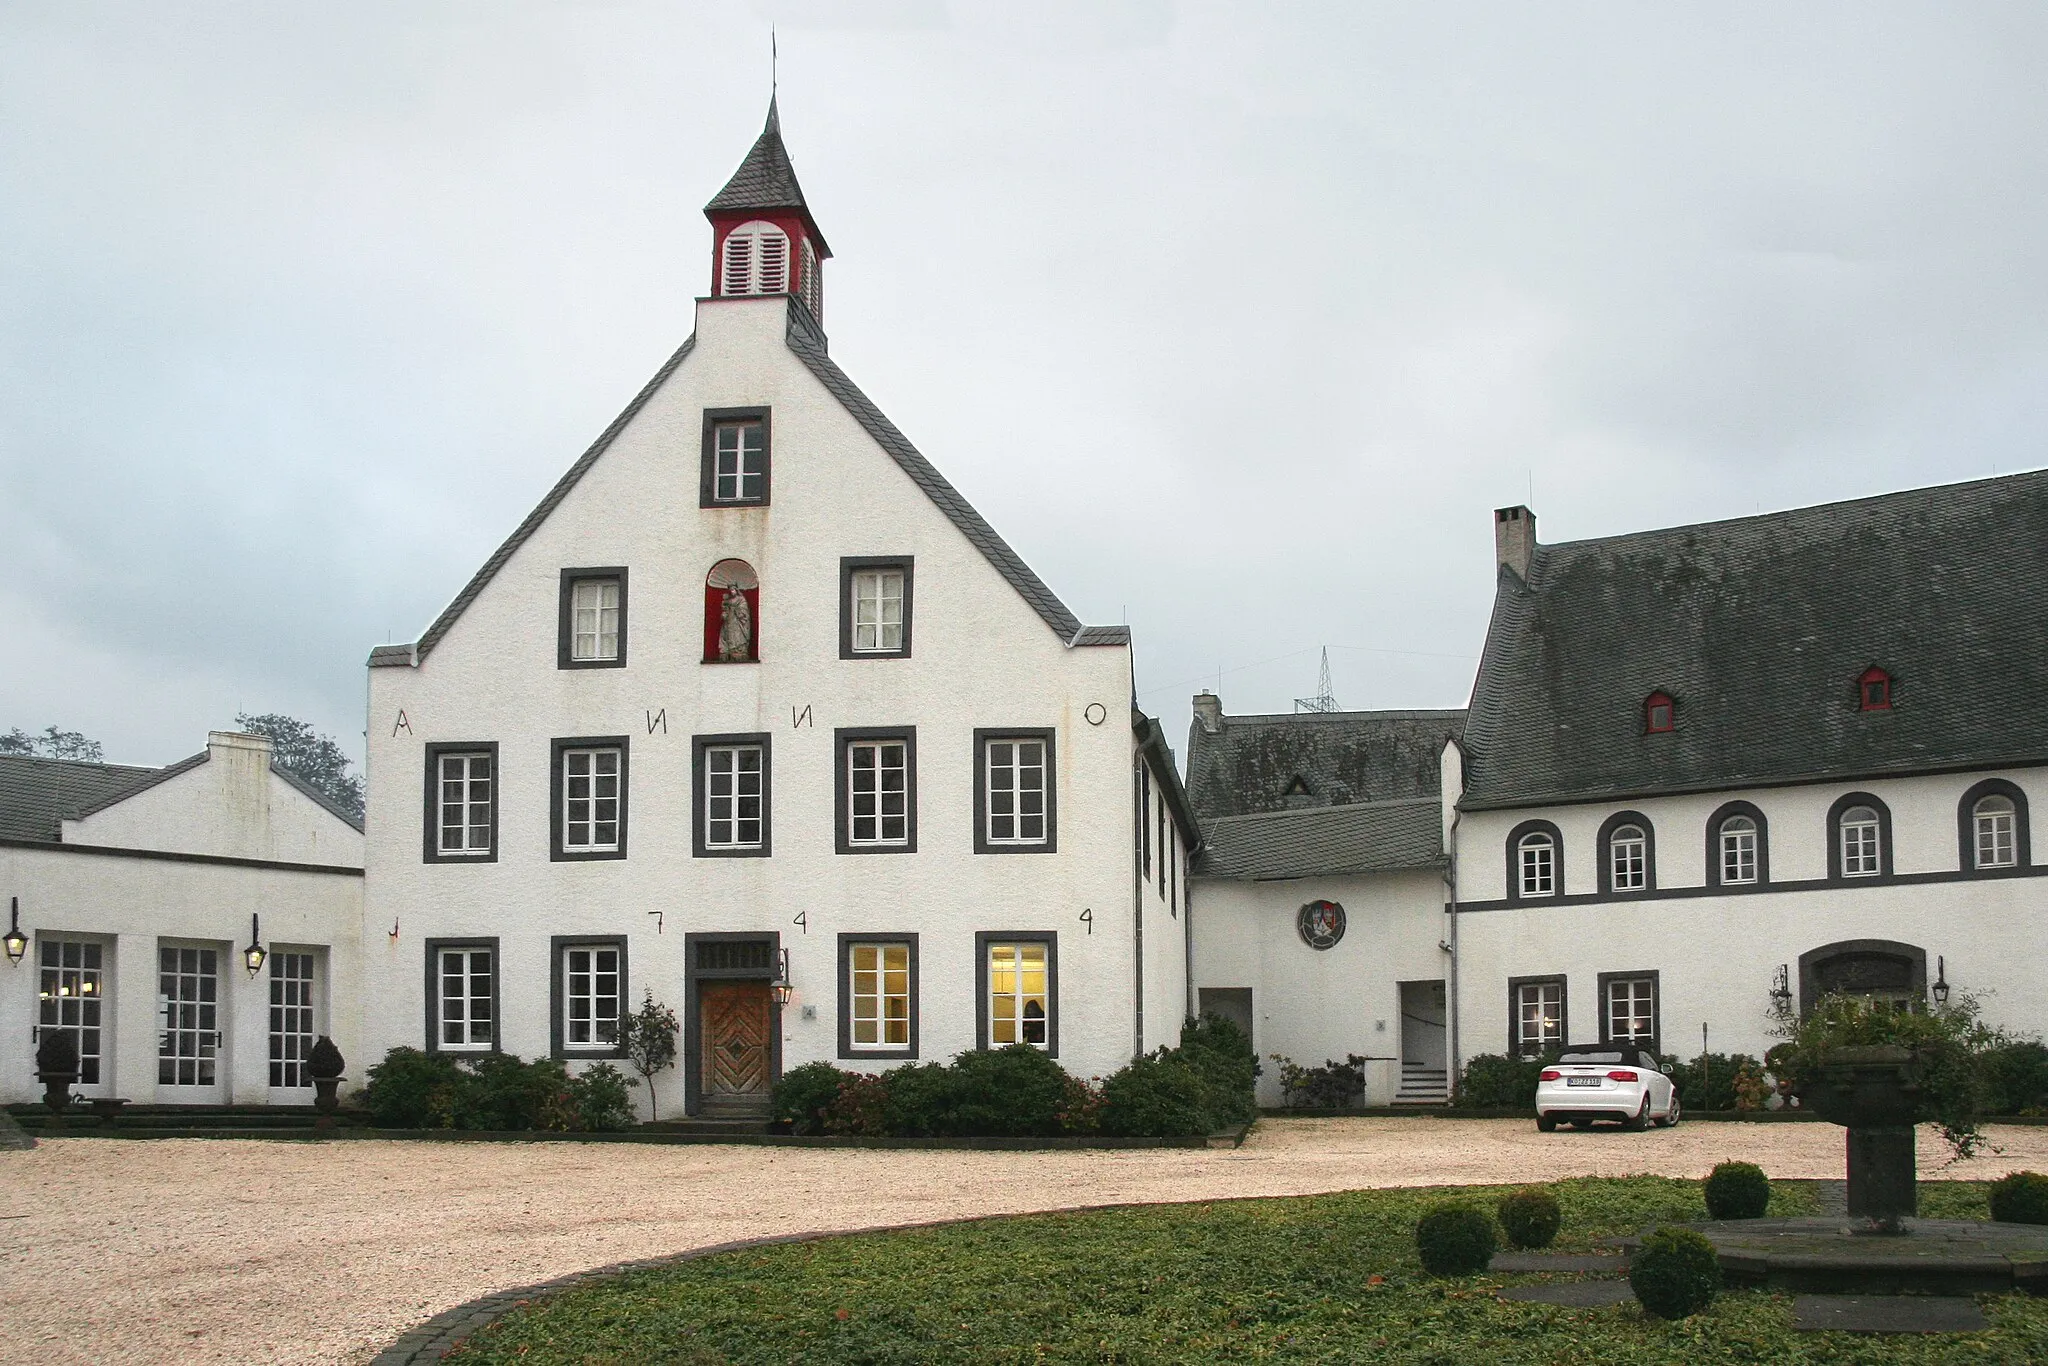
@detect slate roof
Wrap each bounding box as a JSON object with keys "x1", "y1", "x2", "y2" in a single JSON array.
[
  {"x1": 377, "y1": 297, "x2": 1121, "y2": 666},
  {"x1": 704, "y1": 97, "x2": 831, "y2": 255},
  {"x1": 0, "y1": 755, "x2": 160, "y2": 842},
  {"x1": 0, "y1": 749, "x2": 365, "y2": 842},
  {"x1": 1459, "y1": 469, "x2": 2048, "y2": 810},
  {"x1": 1185, "y1": 708, "x2": 1466, "y2": 820},
  {"x1": 1197, "y1": 799, "x2": 1445, "y2": 880}
]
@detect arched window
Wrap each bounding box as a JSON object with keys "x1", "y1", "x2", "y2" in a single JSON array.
[
  {"x1": 1505, "y1": 821, "x2": 1562, "y2": 901},
  {"x1": 1826, "y1": 793, "x2": 1892, "y2": 881},
  {"x1": 1957, "y1": 779, "x2": 2030, "y2": 872},
  {"x1": 1718, "y1": 816, "x2": 1758, "y2": 884},
  {"x1": 1858, "y1": 666, "x2": 1893, "y2": 712},
  {"x1": 1644, "y1": 691, "x2": 1674, "y2": 734},
  {"x1": 1609, "y1": 824, "x2": 1648, "y2": 891},
  {"x1": 1974, "y1": 796, "x2": 2017, "y2": 868},
  {"x1": 1598, "y1": 811, "x2": 1655, "y2": 894},
  {"x1": 1839, "y1": 806, "x2": 1881, "y2": 877},
  {"x1": 721, "y1": 221, "x2": 790, "y2": 296},
  {"x1": 704, "y1": 560, "x2": 760, "y2": 663}
]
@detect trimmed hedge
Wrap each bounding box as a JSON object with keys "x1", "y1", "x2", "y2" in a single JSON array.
[
  {"x1": 1496, "y1": 1187, "x2": 1561, "y2": 1250},
  {"x1": 1629, "y1": 1227, "x2": 1721, "y2": 1319},
  {"x1": 1990, "y1": 1171, "x2": 2048, "y2": 1224},
  {"x1": 361, "y1": 1047, "x2": 638, "y2": 1131},
  {"x1": 1703, "y1": 1160, "x2": 1771, "y2": 1220},
  {"x1": 1981, "y1": 1042, "x2": 2048, "y2": 1116},
  {"x1": 1454, "y1": 1053, "x2": 1545, "y2": 1109},
  {"x1": 1414, "y1": 1203, "x2": 1496, "y2": 1276},
  {"x1": 768, "y1": 1015, "x2": 1258, "y2": 1141}
]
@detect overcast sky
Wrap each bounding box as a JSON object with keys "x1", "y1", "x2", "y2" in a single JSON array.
[{"x1": 5, "y1": 3, "x2": 2047, "y2": 774}]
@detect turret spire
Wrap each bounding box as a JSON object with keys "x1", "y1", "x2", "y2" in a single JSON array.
[{"x1": 705, "y1": 94, "x2": 830, "y2": 318}]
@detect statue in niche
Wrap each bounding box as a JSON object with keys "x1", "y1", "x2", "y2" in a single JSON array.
[{"x1": 719, "y1": 584, "x2": 753, "y2": 661}]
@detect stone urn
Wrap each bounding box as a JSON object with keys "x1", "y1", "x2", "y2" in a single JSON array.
[
  {"x1": 33, "y1": 1031, "x2": 80, "y2": 1122},
  {"x1": 1796, "y1": 1045, "x2": 1922, "y2": 1233},
  {"x1": 308, "y1": 1036, "x2": 346, "y2": 1127}
]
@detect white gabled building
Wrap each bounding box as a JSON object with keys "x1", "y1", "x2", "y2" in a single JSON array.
[
  {"x1": 1448, "y1": 477, "x2": 2048, "y2": 1073},
  {"x1": 0, "y1": 731, "x2": 365, "y2": 1106},
  {"x1": 1184, "y1": 700, "x2": 1465, "y2": 1107},
  {"x1": 360, "y1": 103, "x2": 1197, "y2": 1117}
]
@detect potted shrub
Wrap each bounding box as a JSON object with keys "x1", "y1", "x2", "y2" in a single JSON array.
[
  {"x1": 34, "y1": 1030, "x2": 79, "y2": 1118},
  {"x1": 308, "y1": 1037, "x2": 346, "y2": 1122}
]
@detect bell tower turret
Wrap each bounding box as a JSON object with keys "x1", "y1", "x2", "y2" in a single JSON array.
[{"x1": 704, "y1": 96, "x2": 831, "y2": 322}]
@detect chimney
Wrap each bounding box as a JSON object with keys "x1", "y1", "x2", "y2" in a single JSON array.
[
  {"x1": 1192, "y1": 691, "x2": 1223, "y2": 735},
  {"x1": 1494, "y1": 505, "x2": 1536, "y2": 580}
]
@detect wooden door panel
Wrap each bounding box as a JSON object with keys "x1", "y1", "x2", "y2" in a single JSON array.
[{"x1": 702, "y1": 981, "x2": 771, "y2": 1098}]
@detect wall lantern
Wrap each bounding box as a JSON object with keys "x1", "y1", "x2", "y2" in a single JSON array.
[
  {"x1": 1932, "y1": 955, "x2": 1951, "y2": 1007},
  {"x1": 243, "y1": 913, "x2": 267, "y2": 978},
  {"x1": 771, "y1": 947, "x2": 793, "y2": 1007},
  {"x1": 4, "y1": 898, "x2": 26, "y2": 965},
  {"x1": 1769, "y1": 963, "x2": 1792, "y2": 1015}
]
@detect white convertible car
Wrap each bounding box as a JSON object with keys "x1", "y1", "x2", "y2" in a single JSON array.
[{"x1": 1534, "y1": 1045, "x2": 1681, "y2": 1131}]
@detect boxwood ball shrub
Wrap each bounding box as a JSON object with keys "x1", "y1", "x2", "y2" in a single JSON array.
[
  {"x1": 1414, "y1": 1202, "x2": 1497, "y2": 1276},
  {"x1": 1990, "y1": 1171, "x2": 2048, "y2": 1224},
  {"x1": 1629, "y1": 1227, "x2": 1721, "y2": 1319},
  {"x1": 1703, "y1": 1160, "x2": 1771, "y2": 1220},
  {"x1": 1496, "y1": 1187, "x2": 1562, "y2": 1250},
  {"x1": 1099, "y1": 1051, "x2": 1212, "y2": 1137},
  {"x1": 772, "y1": 1061, "x2": 851, "y2": 1136}
]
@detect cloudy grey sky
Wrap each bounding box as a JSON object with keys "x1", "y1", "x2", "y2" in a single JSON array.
[{"x1": 5, "y1": 3, "x2": 2046, "y2": 773}]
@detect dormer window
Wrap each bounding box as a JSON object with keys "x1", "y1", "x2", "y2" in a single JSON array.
[
  {"x1": 1859, "y1": 667, "x2": 1893, "y2": 712},
  {"x1": 1644, "y1": 691, "x2": 1674, "y2": 734},
  {"x1": 721, "y1": 221, "x2": 789, "y2": 296}
]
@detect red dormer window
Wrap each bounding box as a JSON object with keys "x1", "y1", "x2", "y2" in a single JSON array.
[
  {"x1": 1644, "y1": 691, "x2": 1675, "y2": 734},
  {"x1": 1859, "y1": 666, "x2": 1892, "y2": 712}
]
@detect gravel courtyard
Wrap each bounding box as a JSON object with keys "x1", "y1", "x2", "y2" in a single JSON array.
[{"x1": 4, "y1": 1119, "x2": 2045, "y2": 1366}]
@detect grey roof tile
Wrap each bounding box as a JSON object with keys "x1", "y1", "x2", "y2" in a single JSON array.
[
  {"x1": 1459, "y1": 470, "x2": 2048, "y2": 809},
  {"x1": 1196, "y1": 799, "x2": 1445, "y2": 880},
  {"x1": 1185, "y1": 708, "x2": 1466, "y2": 820},
  {"x1": 0, "y1": 755, "x2": 160, "y2": 842}
]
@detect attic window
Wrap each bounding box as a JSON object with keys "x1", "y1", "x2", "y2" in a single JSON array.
[
  {"x1": 1644, "y1": 692, "x2": 1674, "y2": 734},
  {"x1": 721, "y1": 221, "x2": 789, "y2": 296},
  {"x1": 1858, "y1": 667, "x2": 1893, "y2": 712},
  {"x1": 1283, "y1": 775, "x2": 1313, "y2": 798}
]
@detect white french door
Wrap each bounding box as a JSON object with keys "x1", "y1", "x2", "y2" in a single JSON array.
[
  {"x1": 157, "y1": 943, "x2": 225, "y2": 1103},
  {"x1": 268, "y1": 951, "x2": 319, "y2": 1099},
  {"x1": 38, "y1": 937, "x2": 111, "y2": 1098}
]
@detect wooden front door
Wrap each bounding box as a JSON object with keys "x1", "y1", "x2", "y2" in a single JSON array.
[{"x1": 700, "y1": 980, "x2": 773, "y2": 1112}]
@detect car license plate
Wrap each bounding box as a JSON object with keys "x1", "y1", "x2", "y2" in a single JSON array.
[{"x1": 1567, "y1": 1077, "x2": 1601, "y2": 1087}]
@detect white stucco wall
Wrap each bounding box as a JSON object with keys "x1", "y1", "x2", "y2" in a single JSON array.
[
  {"x1": 1452, "y1": 766, "x2": 2048, "y2": 1065},
  {"x1": 62, "y1": 732, "x2": 364, "y2": 870},
  {"x1": 0, "y1": 844, "x2": 364, "y2": 1104},
  {"x1": 363, "y1": 295, "x2": 1148, "y2": 1111},
  {"x1": 1190, "y1": 866, "x2": 1450, "y2": 1106}
]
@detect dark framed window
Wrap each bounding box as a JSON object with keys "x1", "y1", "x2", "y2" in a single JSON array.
[
  {"x1": 1858, "y1": 666, "x2": 1893, "y2": 712},
  {"x1": 1827, "y1": 792, "x2": 1894, "y2": 881},
  {"x1": 974, "y1": 729, "x2": 1056, "y2": 853},
  {"x1": 425, "y1": 938, "x2": 499, "y2": 1053},
  {"x1": 1504, "y1": 819, "x2": 1563, "y2": 901},
  {"x1": 1644, "y1": 690, "x2": 1675, "y2": 734},
  {"x1": 557, "y1": 568, "x2": 627, "y2": 669},
  {"x1": 1597, "y1": 971, "x2": 1659, "y2": 1051},
  {"x1": 1958, "y1": 778, "x2": 2031, "y2": 872},
  {"x1": 1596, "y1": 810, "x2": 1655, "y2": 894},
  {"x1": 837, "y1": 934, "x2": 919, "y2": 1060},
  {"x1": 693, "y1": 732, "x2": 771, "y2": 858},
  {"x1": 551, "y1": 736, "x2": 629, "y2": 861},
  {"x1": 1137, "y1": 762, "x2": 1151, "y2": 876},
  {"x1": 839, "y1": 556, "x2": 914, "y2": 659},
  {"x1": 551, "y1": 936, "x2": 627, "y2": 1059},
  {"x1": 700, "y1": 407, "x2": 771, "y2": 507},
  {"x1": 1508, "y1": 974, "x2": 1565, "y2": 1057},
  {"x1": 976, "y1": 931, "x2": 1058, "y2": 1055},
  {"x1": 835, "y1": 727, "x2": 916, "y2": 854},
  {"x1": 422, "y1": 742, "x2": 498, "y2": 863},
  {"x1": 1705, "y1": 801, "x2": 1770, "y2": 888}
]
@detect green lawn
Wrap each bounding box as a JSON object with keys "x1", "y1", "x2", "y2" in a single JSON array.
[{"x1": 447, "y1": 1178, "x2": 2044, "y2": 1365}]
